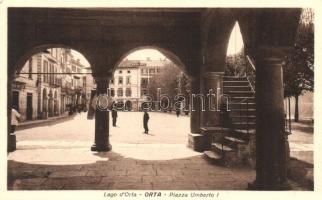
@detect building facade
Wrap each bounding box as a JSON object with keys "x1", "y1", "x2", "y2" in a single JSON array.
[
  {"x1": 110, "y1": 58, "x2": 172, "y2": 111},
  {"x1": 12, "y1": 48, "x2": 93, "y2": 121}
]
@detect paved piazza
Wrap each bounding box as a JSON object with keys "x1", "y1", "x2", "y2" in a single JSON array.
[
  {"x1": 8, "y1": 112, "x2": 312, "y2": 190},
  {"x1": 8, "y1": 112, "x2": 257, "y2": 190}
]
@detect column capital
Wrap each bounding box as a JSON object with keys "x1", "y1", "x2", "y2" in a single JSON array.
[
  {"x1": 254, "y1": 46, "x2": 292, "y2": 64},
  {"x1": 93, "y1": 76, "x2": 110, "y2": 94},
  {"x1": 93, "y1": 75, "x2": 112, "y2": 82}
]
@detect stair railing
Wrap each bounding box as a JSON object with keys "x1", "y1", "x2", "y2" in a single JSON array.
[
  {"x1": 245, "y1": 55, "x2": 256, "y2": 93},
  {"x1": 245, "y1": 55, "x2": 256, "y2": 141},
  {"x1": 284, "y1": 97, "x2": 292, "y2": 135},
  {"x1": 246, "y1": 99, "x2": 249, "y2": 138}
]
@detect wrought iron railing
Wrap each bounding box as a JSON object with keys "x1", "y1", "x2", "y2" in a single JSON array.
[
  {"x1": 284, "y1": 97, "x2": 292, "y2": 135},
  {"x1": 245, "y1": 55, "x2": 256, "y2": 92}
]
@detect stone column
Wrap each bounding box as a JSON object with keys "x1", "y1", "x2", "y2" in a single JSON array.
[
  {"x1": 190, "y1": 77, "x2": 201, "y2": 133},
  {"x1": 200, "y1": 72, "x2": 224, "y2": 127},
  {"x1": 8, "y1": 82, "x2": 16, "y2": 152},
  {"x1": 249, "y1": 48, "x2": 289, "y2": 190},
  {"x1": 91, "y1": 77, "x2": 112, "y2": 152}
]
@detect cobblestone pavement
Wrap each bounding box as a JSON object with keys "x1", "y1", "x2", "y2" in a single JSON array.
[
  {"x1": 8, "y1": 146, "x2": 256, "y2": 190},
  {"x1": 9, "y1": 112, "x2": 256, "y2": 190},
  {"x1": 8, "y1": 112, "x2": 312, "y2": 190}
]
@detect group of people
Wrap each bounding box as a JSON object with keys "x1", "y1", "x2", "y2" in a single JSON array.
[
  {"x1": 10, "y1": 105, "x2": 151, "y2": 135},
  {"x1": 111, "y1": 109, "x2": 150, "y2": 134}
]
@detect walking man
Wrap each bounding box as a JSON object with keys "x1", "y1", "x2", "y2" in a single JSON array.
[
  {"x1": 11, "y1": 105, "x2": 21, "y2": 134},
  {"x1": 176, "y1": 107, "x2": 180, "y2": 117},
  {"x1": 112, "y1": 108, "x2": 118, "y2": 127},
  {"x1": 143, "y1": 111, "x2": 149, "y2": 134}
]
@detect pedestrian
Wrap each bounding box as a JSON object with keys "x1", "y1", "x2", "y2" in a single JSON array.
[
  {"x1": 112, "y1": 108, "x2": 118, "y2": 127},
  {"x1": 143, "y1": 111, "x2": 149, "y2": 134},
  {"x1": 176, "y1": 108, "x2": 180, "y2": 117},
  {"x1": 11, "y1": 105, "x2": 21, "y2": 134}
]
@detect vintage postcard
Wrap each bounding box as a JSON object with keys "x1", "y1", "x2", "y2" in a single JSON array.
[{"x1": 0, "y1": 0, "x2": 320, "y2": 200}]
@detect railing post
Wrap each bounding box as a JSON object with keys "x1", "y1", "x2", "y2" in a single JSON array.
[{"x1": 246, "y1": 100, "x2": 249, "y2": 137}]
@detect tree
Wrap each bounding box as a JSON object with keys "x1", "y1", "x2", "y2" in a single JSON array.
[
  {"x1": 225, "y1": 48, "x2": 246, "y2": 76},
  {"x1": 283, "y1": 8, "x2": 314, "y2": 122},
  {"x1": 147, "y1": 62, "x2": 190, "y2": 111}
]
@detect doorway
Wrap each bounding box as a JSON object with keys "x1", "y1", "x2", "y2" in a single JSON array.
[
  {"x1": 12, "y1": 91, "x2": 19, "y2": 111},
  {"x1": 26, "y1": 93, "x2": 33, "y2": 120}
]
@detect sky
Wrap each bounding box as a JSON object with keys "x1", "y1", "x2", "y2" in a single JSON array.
[
  {"x1": 226, "y1": 22, "x2": 244, "y2": 56},
  {"x1": 71, "y1": 22, "x2": 244, "y2": 66},
  {"x1": 126, "y1": 49, "x2": 166, "y2": 60}
]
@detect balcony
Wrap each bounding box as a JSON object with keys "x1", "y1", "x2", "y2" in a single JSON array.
[{"x1": 49, "y1": 78, "x2": 61, "y2": 88}]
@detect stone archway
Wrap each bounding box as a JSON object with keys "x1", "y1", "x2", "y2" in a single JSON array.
[
  {"x1": 112, "y1": 46, "x2": 192, "y2": 79},
  {"x1": 7, "y1": 8, "x2": 304, "y2": 190}
]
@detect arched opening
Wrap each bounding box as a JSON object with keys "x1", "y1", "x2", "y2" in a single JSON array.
[
  {"x1": 109, "y1": 47, "x2": 194, "y2": 159},
  {"x1": 207, "y1": 20, "x2": 257, "y2": 166},
  {"x1": 9, "y1": 46, "x2": 95, "y2": 153},
  {"x1": 225, "y1": 21, "x2": 246, "y2": 76},
  {"x1": 282, "y1": 8, "x2": 314, "y2": 167}
]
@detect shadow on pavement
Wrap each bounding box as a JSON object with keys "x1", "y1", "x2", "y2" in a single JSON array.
[
  {"x1": 7, "y1": 150, "x2": 256, "y2": 190},
  {"x1": 287, "y1": 157, "x2": 314, "y2": 190}
]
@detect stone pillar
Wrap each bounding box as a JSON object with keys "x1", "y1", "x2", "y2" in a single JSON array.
[
  {"x1": 190, "y1": 77, "x2": 200, "y2": 133},
  {"x1": 249, "y1": 48, "x2": 289, "y2": 190},
  {"x1": 200, "y1": 72, "x2": 224, "y2": 127},
  {"x1": 91, "y1": 77, "x2": 112, "y2": 152},
  {"x1": 8, "y1": 82, "x2": 16, "y2": 152}
]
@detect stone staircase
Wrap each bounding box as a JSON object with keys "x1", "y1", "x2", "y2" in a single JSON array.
[{"x1": 204, "y1": 76, "x2": 256, "y2": 166}]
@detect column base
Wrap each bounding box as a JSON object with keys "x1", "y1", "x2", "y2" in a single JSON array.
[
  {"x1": 8, "y1": 134, "x2": 16, "y2": 152},
  {"x1": 248, "y1": 179, "x2": 292, "y2": 191},
  {"x1": 91, "y1": 143, "x2": 112, "y2": 152}
]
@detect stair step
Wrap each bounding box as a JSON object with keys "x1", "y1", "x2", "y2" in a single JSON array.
[
  {"x1": 230, "y1": 129, "x2": 255, "y2": 141},
  {"x1": 230, "y1": 116, "x2": 256, "y2": 123},
  {"x1": 212, "y1": 142, "x2": 234, "y2": 153},
  {"x1": 231, "y1": 115, "x2": 256, "y2": 118},
  {"x1": 224, "y1": 91, "x2": 254, "y2": 97},
  {"x1": 230, "y1": 109, "x2": 256, "y2": 116},
  {"x1": 234, "y1": 129, "x2": 256, "y2": 134},
  {"x1": 223, "y1": 81, "x2": 250, "y2": 86},
  {"x1": 232, "y1": 122, "x2": 256, "y2": 129},
  {"x1": 224, "y1": 136, "x2": 247, "y2": 145},
  {"x1": 229, "y1": 103, "x2": 256, "y2": 109},
  {"x1": 223, "y1": 86, "x2": 252, "y2": 92},
  {"x1": 223, "y1": 76, "x2": 248, "y2": 81},
  {"x1": 230, "y1": 97, "x2": 255, "y2": 103},
  {"x1": 204, "y1": 150, "x2": 222, "y2": 161},
  {"x1": 226, "y1": 91, "x2": 254, "y2": 94}
]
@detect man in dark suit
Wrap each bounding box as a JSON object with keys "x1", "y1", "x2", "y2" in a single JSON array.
[
  {"x1": 143, "y1": 111, "x2": 149, "y2": 134},
  {"x1": 111, "y1": 108, "x2": 118, "y2": 127}
]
